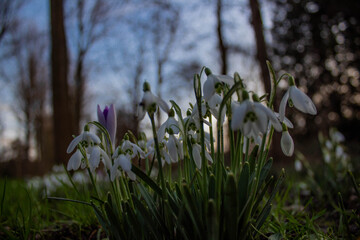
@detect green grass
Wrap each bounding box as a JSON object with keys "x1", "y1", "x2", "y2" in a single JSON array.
[{"x1": 0, "y1": 176, "x2": 100, "y2": 239}]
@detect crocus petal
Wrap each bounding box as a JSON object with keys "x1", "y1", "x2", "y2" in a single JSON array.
[
  {"x1": 203, "y1": 75, "x2": 216, "y2": 101},
  {"x1": 107, "y1": 104, "x2": 117, "y2": 144},
  {"x1": 67, "y1": 135, "x2": 83, "y2": 153},
  {"x1": 289, "y1": 86, "x2": 317, "y2": 115},
  {"x1": 279, "y1": 90, "x2": 289, "y2": 122},
  {"x1": 281, "y1": 131, "x2": 294, "y2": 157},
  {"x1": 192, "y1": 144, "x2": 201, "y2": 169},
  {"x1": 67, "y1": 150, "x2": 82, "y2": 171},
  {"x1": 97, "y1": 105, "x2": 106, "y2": 127}
]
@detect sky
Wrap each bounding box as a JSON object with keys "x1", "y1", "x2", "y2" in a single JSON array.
[{"x1": 0, "y1": 0, "x2": 274, "y2": 150}]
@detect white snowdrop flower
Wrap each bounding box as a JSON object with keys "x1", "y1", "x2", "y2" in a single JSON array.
[
  {"x1": 184, "y1": 103, "x2": 211, "y2": 130},
  {"x1": 324, "y1": 152, "x2": 331, "y2": 163},
  {"x1": 89, "y1": 146, "x2": 100, "y2": 172},
  {"x1": 67, "y1": 149, "x2": 82, "y2": 171},
  {"x1": 67, "y1": 129, "x2": 101, "y2": 153},
  {"x1": 274, "y1": 112, "x2": 294, "y2": 128},
  {"x1": 121, "y1": 139, "x2": 145, "y2": 159},
  {"x1": 203, "y1": 68, "x2": 234, "y2": 101},
  {"x1": 294, "y1": 159, "x2": 303, "y2": 172},
  {"x1": 325, "y1": 140, "x2": 332, "y2": 149},
  {"x1": 231, "y1": 97, "x2": 282, "y2": 139},
  {"x1": 166, "y1": 134, "x2": 183, "y2": 163},
  {"x1": 207, "y1": 93, "x2": 226, "y2": 123},
  {"x1": 191, "y1": 143, "x2": 213, "y2": 169},
  {"x1": 281, "y1": 130, "x2": 294, "y2": 157},
  {"x1": 157, "y1": 110, "x2": 180, "y2": 141},
  {"x1": 111, "y1": 154, "x2": 136, "y2": 181},
  {"x1": 335, "y1": 146, "x2": 344, "y2": 158},
  {"x1": 100, "y1": 148, "x2": 112, "y2": 170},
  {"x1": 333, "y1": 131, "x2": 345, "y2": 142},
  {"x1": 137, "y1": 82, "x2": 169, "y2": 120},
  {"x1": 279, "y1": 80, "x2": 317, "y2": 122}
]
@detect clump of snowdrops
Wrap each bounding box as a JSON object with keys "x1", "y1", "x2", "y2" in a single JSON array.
[{"x1": 63, "y1": 62, "x2": 317, "y2": 239}]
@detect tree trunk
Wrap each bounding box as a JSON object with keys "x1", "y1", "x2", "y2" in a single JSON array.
[
  {"x1": 249, "y1": 0, "x2": 271, "y2": 94},
  {"x1": 216, "y1": 0, "x2": 228, "y2": 75},
  {"x1": 50, "y1": 0, "x2": 73, "y2": 165}
]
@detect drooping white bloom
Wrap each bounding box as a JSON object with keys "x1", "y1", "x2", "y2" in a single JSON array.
[
  {"x1": 191, "y1": 143, "x2": 213, "y2": 169},
  {"x1": 137, "y1": 82, "x2": 169, "y2": 120},
  {"x1": 274, "y1": 112, "x2": 294, "y2": 128},
  {"x1": 281, "y1": 130, "x2": 294, "y2": 157},
  {"x1": 279, "y1": 86, "x2": 317, "y2": 122},
  {"x1": 67, "y1": 149, "x2": 82, "y2": 171},
  {"x1": 67, "y1": 130, "x2": 101, "y2": 153},
  {"x1": 111, "y1": 154, "x2": 136, "y2": 181},
  {"x1": 231, "y1": 100, "x2": 282, "y2": 139},
  {"x1": 166, "y1": 134, "x2": 183, "y2": 163},
  {"x1": 158, "y1": 116, "x2": 179, "y2": 141},
  {"x1": 294, "y1": 159, "x2": 302, "y2": 172},
  {"x1": 121, "y1": 139, "x2": 145, "y2": 159},
  {"x1": 203, "y1": 73, "x2": 234, "y2": 101},
  {"x1": 207, "y1": 93, "x2": 226, "y2": 123},
  {"x1": 88, "y1": 146, "x2": 100, "y2": 172}
]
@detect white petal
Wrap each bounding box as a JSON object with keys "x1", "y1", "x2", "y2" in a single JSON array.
[
  {"x1": 156, "y1": 96, "x2": 170, "y2": 114},
  {"x1": 231, "y1": 101, "x2": 249, "y2": 130},
  {"x1": 281, "y1": 131, "x2": 294, "y2": 157},
  {"x1": 192, "y1": 144, "x2": 201, "y2": 169},
  {"x1": 167, "y1": 117, "x2": 180, "y2": 134},
  {"x1": 67, "y1": 150, "x2": 82, "y2": 171},
  {"x1": 289, "y1": 86, "x2": 317, "y2": 115},
  {"x1": 207, "y1": 94, "x2": 222, "y2": 109},
  {"x1": 253, "y1": 107, "x2": 268, "y2": 134},
  {"x1": 254, "y1": 103, "x2": 282, "y2": 132},
  {"x1": 137, "y1": 106, "x2": 146, "y2": 120},
  {"x1": 127, "y1": 170, "x2": 136, "y2": 181},
  {"x1": 85, "y1": 132, "x2": 101, "y2": 144},
  {"x1": 203, "y1": 75, "x2": 216, "y2": 101},
  {"x1": 279, "y1": 90, "x2": 289, "y2": 122},
  {"x1": 215, "y1": 74, "x2": 234, "y2": 86},
  {"x1": 67, "y1": 135, "x2": 83, "y2": 153},
  {"x1": 167, "y1": 135, "x2": 178, "y2": 163},
  {"x1": 100, "y1": 149, "x2": 112, "y2": 170},
  {"x1": 89, "y1": 147, "x2": 100, "y2": 170},
  {"x1": 275, "y1": 112, "x2": 294, "y2": 128},
  {"x1": 118, "y1": 155, "x2": 132, "y2": 172},
  {"x1": 157, "y1": 122, "x2": 167, "y2": 141},
  {"x1": 205, "y1": 150, "x2": 213, "y2": 163}
]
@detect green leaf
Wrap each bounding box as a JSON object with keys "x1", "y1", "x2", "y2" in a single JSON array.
[
  {"x1": 258, "y1": 158, "x2": 273, "y2": 188},
  {"x1": 238, "y1": 162, "x2": 250, "y2": 213},
  {"x1": 208, "y1": 174, "x2": 216, "y2": 199},
  {"x1": 206, "y1": 199, "x2": 218, "y2": 240},
  {"x1": 248, "y1": 145, "x2": 259, "y2": 173},
  {"x1": 224, "y1": 173, "x2": 238, "y2": 240},
  {"x1": 182, "y1": 183, "x2": 202, "y2": 237},
  {"x1": 132, "y1": 164, "x2": 162, "y2": 196}
]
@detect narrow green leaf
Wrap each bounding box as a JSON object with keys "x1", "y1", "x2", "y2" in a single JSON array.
[
  {"x1": 182, "y1": 184, "x2": 202, "y2": 237},
  {"x1": 208, "y1": 174, "x2": 216, "y2": 199},
  {"x1": 258, "y1": 158, "x2": 273, "y2": 189},
  {"x1": 206, "y1": 199, "x2": 218, "y2": 240},
  {"x1": 249, "y1": 145, "x2": 259, "y2": 173},
  {"x1": 238, "y1": 162, "x2": 250, "y2": 213},
  {"x1": 224, "y1": 173, "x2": 238, "y2": 240},
  {"x1": 132, "y1": 164, "x2": 162, "y2": 196}
]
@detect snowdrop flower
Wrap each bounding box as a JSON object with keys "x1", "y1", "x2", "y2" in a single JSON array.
[
  {"x1": 137, "y1": 82, "x2": 170, "y2": 120},
  {"x1": 67, "y1": 149, "x2": 82, "y2": 171},
  {"x1": 274, "y1": 112, "x2": 294, "y2": 128},
  {"x1": 231, "y1": 92, "x2": 282, "y2": 139},
  {"x1": 88, "y1": 146, "x2": 112, "y2": 172},
  {"x1": 207, "y1": 93, "x2": 226, "y2": 123},
  {"x1": 332, "y1": 130, "x2": 345, "y2": 142},
  {"x1": 191, "y1": 143, "x2": 213, "y2": 169},
  {"x1": 281, "y1": 125, "x2": 294, "y2": 157},
  {"x1": 97, "y1": 104, "x2": 117, "y2": 146},
  {"x1": 158, "y1": 109, "x2": 180, "y2": 141},
  {"x1": 111, "y1": 154, "x2": 136, "y2": 181},
  {"x1": 203, "y1": 68, "x2": 234, "y2": 101},
  {"x1": 185, "y1": 102, "x2": 211, "y2": 130},
  {"x1": 66, "y1": 127, "x2": 101, "y2": 153},
  {"x1": 166, "y1": 134, "x2": 183, "y2": 163},
  {"x1": 279, "y1": 77, "x2": 317, "y2": 122},
  {"x1": 294, "y1": 159, "x2": 302, "y2": 172},
  {"x1": 121, "y1": 136, "x2": 145, "y2": 159}
]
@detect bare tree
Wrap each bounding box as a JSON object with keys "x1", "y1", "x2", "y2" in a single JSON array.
[
  {"x1": 0, "y1": 0, "x2": 23, "y2": 44},
  {"x1": 69, "y1": 0, "x2": 118, "y2": 134},
  {"x1": 249, "y1": 0, "x2": 271, "y2": 94},
  {"x1": 50, "y1": 0, "x2": 73, "y2": 165},
  {"x1": 8, "y1": 25, "x2": 48, "y2": 163},
  {"x1": 216, "y1": 0, "x2": 228, "y2": 74}
]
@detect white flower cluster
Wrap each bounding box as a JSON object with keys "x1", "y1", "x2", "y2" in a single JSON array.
[{"x1": 66, "y1": 69, "x2": 317, "y2": 181}]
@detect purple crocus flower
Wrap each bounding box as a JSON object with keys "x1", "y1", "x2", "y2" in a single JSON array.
[{"x1": 97, "y1": 104, "x2": 117, "y2": 146}]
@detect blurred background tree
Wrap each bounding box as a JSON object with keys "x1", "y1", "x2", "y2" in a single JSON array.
[{"x1": 270, "y1": 0, "x2": 360, "y2": 143}]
